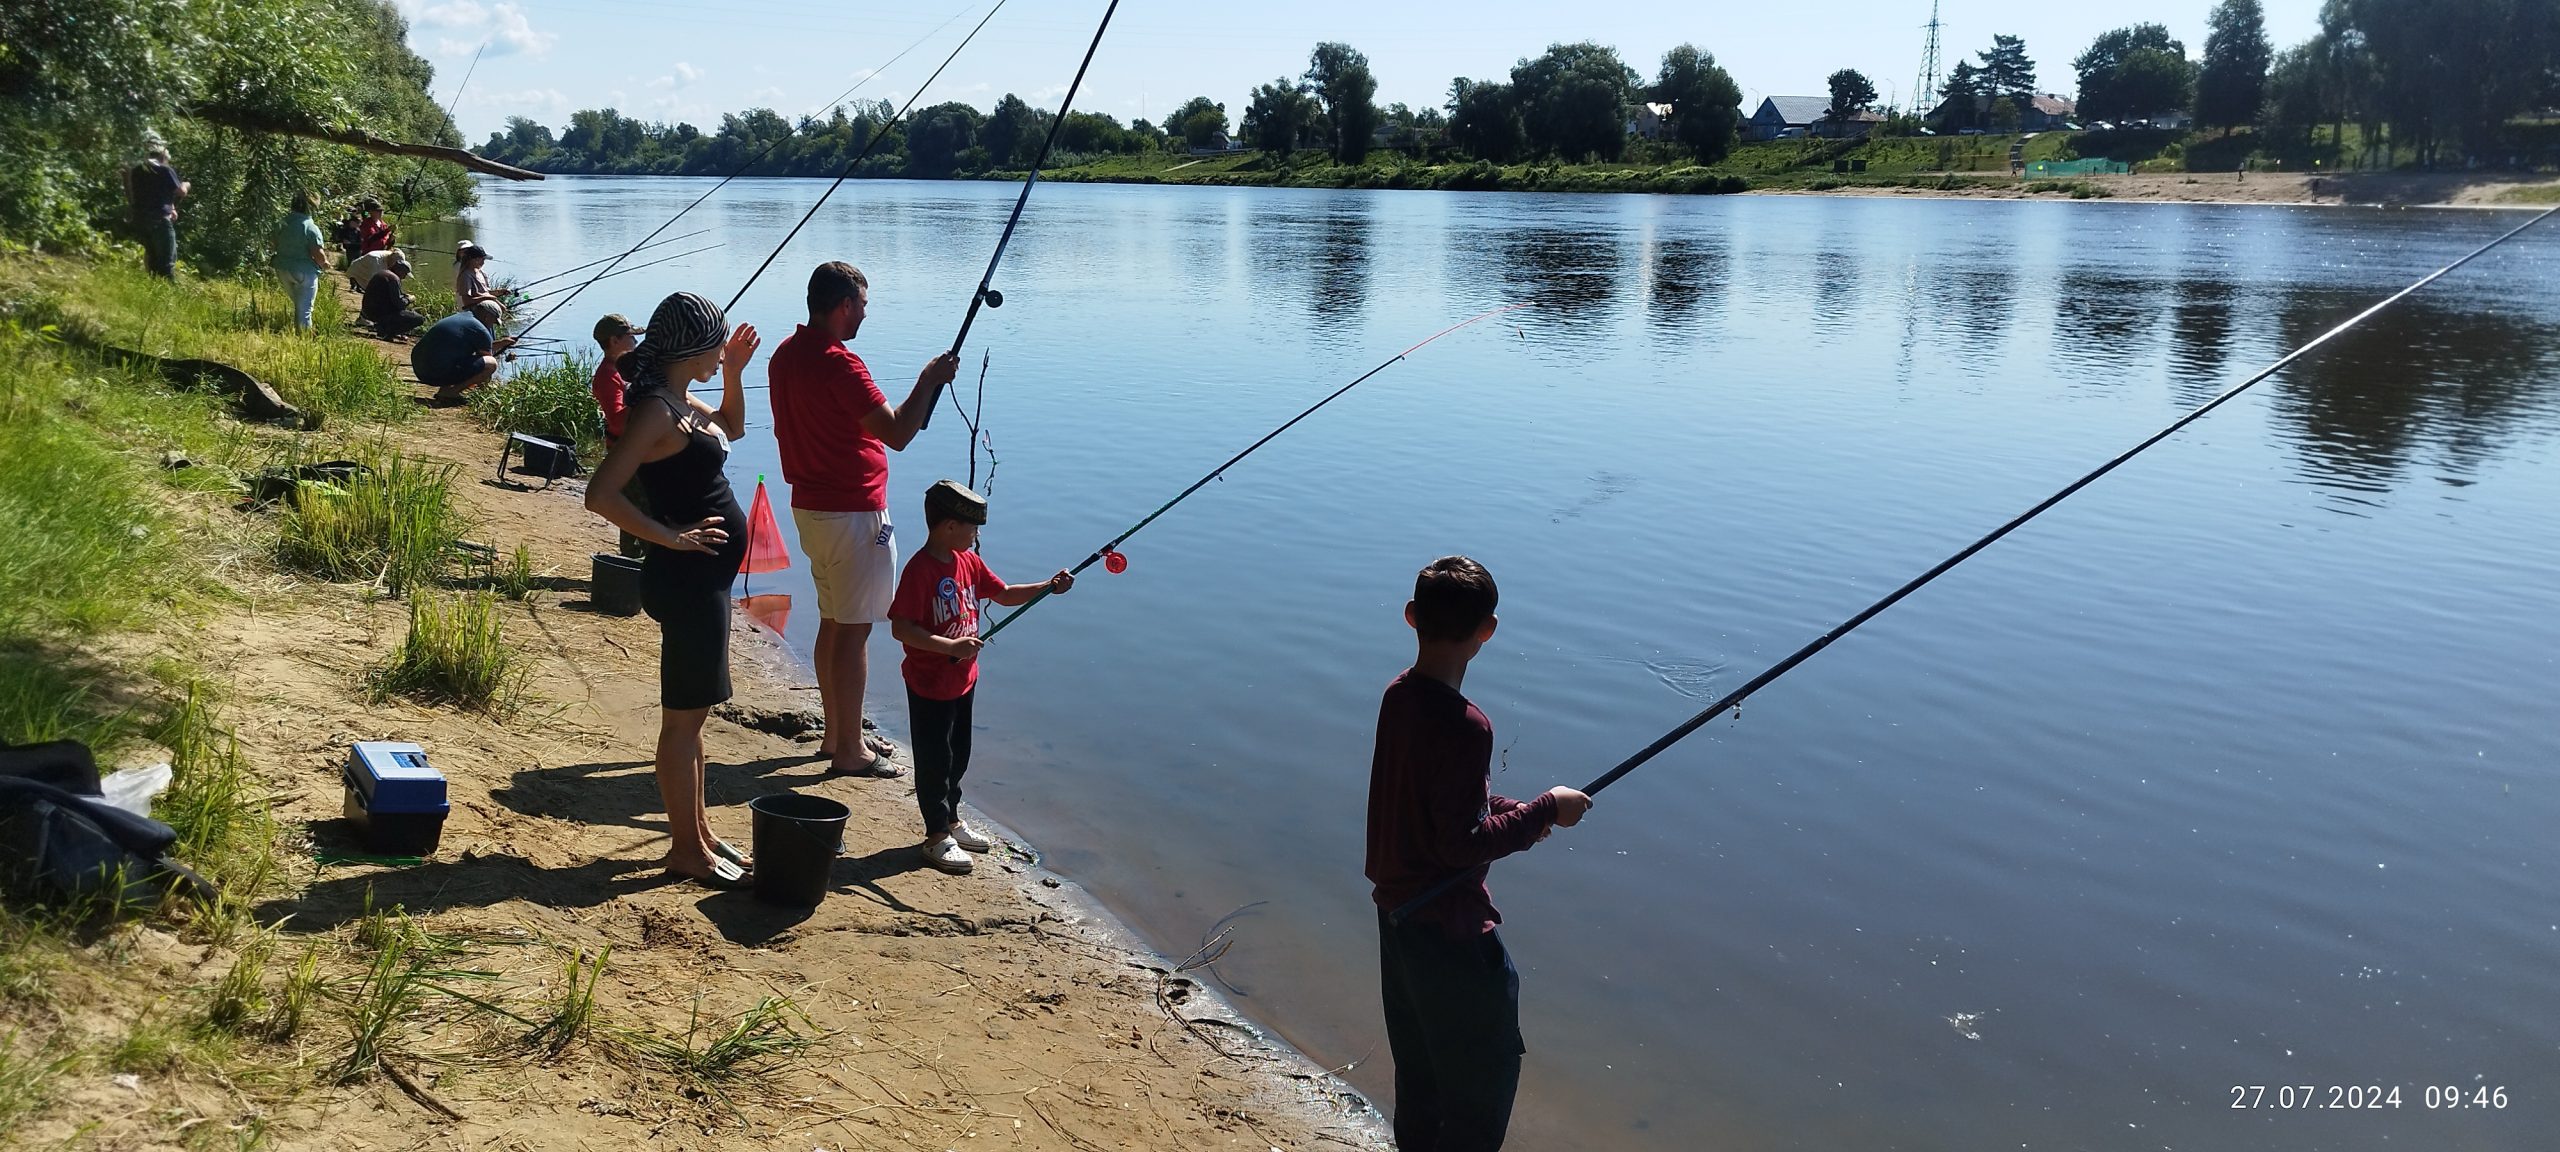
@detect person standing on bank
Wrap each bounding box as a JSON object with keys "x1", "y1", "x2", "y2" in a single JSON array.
[
  {"x1": 583, "y1": 292, "x2": 763, "y2": 888},
  {"x1": 273, "y1": 192, "x2": 329, "y2": 332},
  {"x1": 767, "y1": 261, "x2": 960, "y2": 778},
  {"x1": 1366, "y1": 556, "x2": 1591, "y2": 1152},
  {"x1": 126, "y1": 143, "x2": 188, "y2": 280}
]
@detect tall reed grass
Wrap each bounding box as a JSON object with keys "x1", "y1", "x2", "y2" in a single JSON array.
[
  {"x1": 370, "y1": 591, "x2": 526, "y2": 714},
  {"x1": 470, "y1": 350, "x2": 605, "y2": 463},
  {"x1": 272, "y1": 448, "x2": 462, "y2": 597}
]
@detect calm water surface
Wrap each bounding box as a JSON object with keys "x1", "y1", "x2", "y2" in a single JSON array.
[{"x1": 463, "y1": 177, "x2": 2560, "y2": 1150}]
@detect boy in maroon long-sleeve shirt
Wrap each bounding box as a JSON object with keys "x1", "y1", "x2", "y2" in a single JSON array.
[{"x1": 1366, "y1": 555, "x2": 1591, "y2": 1152}]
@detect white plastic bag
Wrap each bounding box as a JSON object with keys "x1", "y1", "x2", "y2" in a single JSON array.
[{"x1": 98, "y1": 762, "x2": 173, "y2": 817}]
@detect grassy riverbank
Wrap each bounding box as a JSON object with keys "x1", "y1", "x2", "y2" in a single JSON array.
[
  {"x1": 1029, "y1": 132, "x2": 2560, "y2": 205},
  {"x1": 0, "y1": 256, "x2": 1376, "y2": 1150}
]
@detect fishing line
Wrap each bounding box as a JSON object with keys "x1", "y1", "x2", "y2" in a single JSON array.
[
  {"x1": 505, "y1": 229, "x2": 712, "y2": 293},
  {"x1": 507, "y1": 244, "x2": 723, "y2": 306},
  {"x1": 514, "y1": 0, "x2": 1001, "y2": 342},
  {"x1": 720, "y1": 0, "x2": 1021, "y2": 312},
  {"x1": 978, "y1": 302, "x2": 1530, "y2": 644},
  {"x1": 1388, "y1": 205, "x2": 2557, "y2": 926},
  {"x1": 1578, "y1": 206, "x2": 2554, "y2": 798},
  {"x1": 918, "y1": 0, "x2": 1124, "y2": 431}
]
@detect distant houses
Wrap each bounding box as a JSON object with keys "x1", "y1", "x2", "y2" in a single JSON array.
[
  {"x1": 1743, "y1": 96, "x2": 1884, "y2": 141},
  {"x1": 1926, "y1": 92, "x2": 2080, "y2": 132},
  {"x1": 1626, "y1": 102, "x2": 1676, "y2": 141}
]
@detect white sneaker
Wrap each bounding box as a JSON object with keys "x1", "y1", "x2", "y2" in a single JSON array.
[
  {"x1": 922, "y1": 836, "x2": 973, "y2": 874},
  {"x1": 948, "y1": 821, "x2": 992, "y2": 853}
]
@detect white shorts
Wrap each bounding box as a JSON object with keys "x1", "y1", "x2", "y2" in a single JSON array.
[{"x1": 795, "y1": 508, "x2": 898, "y2": 624}]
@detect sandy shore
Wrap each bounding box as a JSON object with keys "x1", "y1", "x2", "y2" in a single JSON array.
[{"x1": 29, "y1": 285, "x2": 1388, "y2": 1150}]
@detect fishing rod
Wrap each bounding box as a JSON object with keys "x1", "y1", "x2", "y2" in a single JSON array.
[
  {"x1": 506, "y1": 229, "x2": 713, "y2": 293},
  {"x1": 445, "y1": 41, "x2": 487, "y2": 123},
  {"x1": 518, "y1": 0, "x2": 1002, "y2": 342},
  {"x1": 506, "y1": 244, "x2": 723, "y2": 306},
  {"x1": 1577, "y1": 207, "x2": 2556, "y2": 798},
  {"x1": 918, "y1": 0, "x2": 1124, "y2": 431},
  {"x1": 979, "y1": 302, "x2": 1531, "y2": 643},
  {"x1": 1386, "y1": 206, "x2": 2559, "y2": 926},
  {"x1": 719, "y1": 0, "x2": 1020, "y2": 312}
]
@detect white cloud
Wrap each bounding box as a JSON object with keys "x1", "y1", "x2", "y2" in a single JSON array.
[
  {"x1": 746, "y1": 86, "x2": 787, "y2": 106},
  {"x1": 473, "y1": 87, "x2": 569, "y2": 119},
  {"x1": 408, "y1": 0, "x2": 554, "y2": 58},
  {"x1": 648, "y1": 62, "x2": 704, "y2": 91}
]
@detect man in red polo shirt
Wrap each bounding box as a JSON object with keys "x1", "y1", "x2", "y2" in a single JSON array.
[{"x1": 768, "y1": 261, "x2": 959, "y2": 777}]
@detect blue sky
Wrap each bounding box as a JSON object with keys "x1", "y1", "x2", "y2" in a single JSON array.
[{"x1": 402, "y1": 0, "x2": 2325, "y2": 144}]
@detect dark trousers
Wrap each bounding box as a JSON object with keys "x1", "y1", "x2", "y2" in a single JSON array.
[
  {"x1": 1378, "y1": 909, "x2": 1525, "y2": 1152},
  {"x1": 370, "y1": 309, "x2": 425, "y2": 340},
  {"x1": 140, "y1": 219, "x2": 176, "y2": 279},
  {"x1": 906, "y1": 687, "x2": 975, "y2": 838}
]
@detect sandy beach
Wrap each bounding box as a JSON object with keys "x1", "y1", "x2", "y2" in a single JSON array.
[{"x1": 16, "y1": 282, "x2": 1387, "y2": 1151}]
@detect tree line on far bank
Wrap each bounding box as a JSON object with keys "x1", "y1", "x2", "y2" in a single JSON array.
[
  {"x1": 480, "y1": 0, "x2": 2555, "y2": 182},
  {"x1": 0, "y1": 0, "x2": 475, "y2": 271}
]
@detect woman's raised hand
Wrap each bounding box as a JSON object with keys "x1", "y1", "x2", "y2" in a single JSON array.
[{"x1": 721, "y1": 323, "x2": 761, "y2": 378}]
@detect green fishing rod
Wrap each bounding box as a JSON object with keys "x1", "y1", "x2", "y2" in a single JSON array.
[
  {"x1": 979, "y1": 302, "x2": 1531, "y2": 644},
  {"x1": 919, "y1": 0, "x2": 1123, "y2": 430},
  {"x1": 1390, "y1": 205, "x2": 2558, "y2": 926}
]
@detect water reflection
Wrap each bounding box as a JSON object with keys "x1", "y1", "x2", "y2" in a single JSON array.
[
  {"x1": 1919, "y1": 246, "x2": 2017, "y2": 348},
  {"x1": 2266, "y1": 293, "x2": 2560, "y2": 492},
  {"x1": 1243, "y1": 203, "x2": 1371, "y2": 330},
  {"x1": 2052, "y1": 268, "x2": 2163, "y2": 377},
  {"x1": 1489, "y1": 226, "x2": 1625, "y2": 331},
  {"x1": 1810, "y1": 248, "x2": 1860, "y2": 338},
  {"x1": 2167, "y1": 274, "x2": 2238, "y2": 400},
  {"x1": 1645, "y1": 238, "x2": 1725, "y2": 334}
]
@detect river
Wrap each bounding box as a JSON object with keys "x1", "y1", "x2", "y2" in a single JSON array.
[{"x1": 455, "y1": 177, "x2": 2560, "y2": 1150}]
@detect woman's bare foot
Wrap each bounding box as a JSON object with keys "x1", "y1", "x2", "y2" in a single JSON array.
[{"x1": 661, "y1": 849, "x2": 750, "y2": 889}]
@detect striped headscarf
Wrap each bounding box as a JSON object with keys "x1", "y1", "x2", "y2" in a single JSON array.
[{"x1": 620, "y1": 291, "x2": 728, "y2": 396}]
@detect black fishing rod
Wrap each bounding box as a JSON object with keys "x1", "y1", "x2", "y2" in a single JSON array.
[
  {"x1": 506, "y1": 229, "x2": 713, "y2": 293},
  {"x1": 717, "y1": 0, "x2": 1020, "y2": 313},
  {"x1": 519, "y1": 0, "x2": 1003, "y2": 342},
  {"x1": 979, "y1": 302, "x2": 1530, "y2": 644},
  {"x1": 506, "y1": 244, "x2": 723, "y2": 306},
  {"x1": 1578, "y1": 208, "x2": 2555, "y2": 798},
  {"x1": 918, "y1": 0, "x2": 1124, "y2": 431},
  {"x1": 1387, "y1": 205, "x2": 2559, "y2": 926}
]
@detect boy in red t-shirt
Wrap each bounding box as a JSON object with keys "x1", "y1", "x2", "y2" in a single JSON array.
[{"x1": 887, "y1": 480, "x2": 1073, "y2": 873}]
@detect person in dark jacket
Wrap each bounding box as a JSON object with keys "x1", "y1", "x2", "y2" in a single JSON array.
[
  {"x1": 1366, "y1": 555, "x2": 1591, "y2": 1152},
  {"x1": 582, "y1": 292, "x2": 763, "y2": 888},
  {"x1": 361, "y1": 256, "x2": 425, "y2": 341},
  {"x1": 125, "y1": 143, "x2": 189, "y2": 279}
]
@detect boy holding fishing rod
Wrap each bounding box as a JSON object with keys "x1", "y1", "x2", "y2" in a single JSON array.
[
  {"x1": 887, "y1": 480, "x2": 1071, "y2": 874},
  {"x1": 1368, "y1": 555, "x2": 1590, "y2": 1151}
]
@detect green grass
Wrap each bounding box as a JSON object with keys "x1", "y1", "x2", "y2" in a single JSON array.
[
  {"x1": 615, "y1": 993, "x2": 823, "y2": 1086},
  {"x1": 522, "y1": 946, "x2": 609, "y2": 1059},
  {"x1": 469, "y1": 350, "x2": 605, "y2": 463},
  {"x1": 272, "y1": 447, "x2": 463, "y2": 597},
  {"x1": 4, "y1": 258, "x2": 413, "y2": 425},
  {"x1": 0, "y1": 1030, "x2": 73, "y2": 1138},
  {"x1": 369, "y1": 591, "x2": 526, "y2": 714}
]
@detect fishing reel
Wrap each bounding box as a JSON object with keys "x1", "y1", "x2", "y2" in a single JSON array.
[{"x1": 979, "y1": 287, "x2": 1004, "y2": 309}]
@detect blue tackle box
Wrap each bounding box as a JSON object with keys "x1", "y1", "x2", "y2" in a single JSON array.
[{"x1": 342, "y1": 742, "x2": 449, "y2": 856}]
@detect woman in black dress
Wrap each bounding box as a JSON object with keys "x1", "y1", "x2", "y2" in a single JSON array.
[{"x1": 585, "y1": 292, "x2": 762, "y2": 887}]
